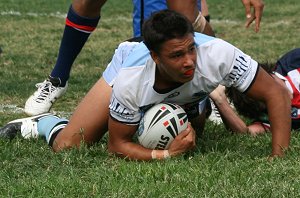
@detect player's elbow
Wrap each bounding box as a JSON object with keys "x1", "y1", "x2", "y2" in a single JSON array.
[
  {"x1": 278, "y1": 84, "x2": 292, "y2": 104},
  {"x1": 108, "y1": 140, "x2": 117, "y2": 154},
  {"x1": 108, "y1": 140, "x2": 125, "y2": 158},
  {"x1": 268, "y1": 84, "x2": 291, "y2": 112}
]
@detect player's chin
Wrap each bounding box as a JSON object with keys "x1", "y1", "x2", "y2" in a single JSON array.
[{"x1": 181, "y1": 73, "x2": 194, "y2": 82}]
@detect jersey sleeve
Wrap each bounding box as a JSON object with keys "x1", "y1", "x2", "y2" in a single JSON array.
[
  {"x1": 109, "y1": 86, "x2": 142, "y2": 125},
  {"x1": 108, "y1": 67, "x2": 145, "y2": 125},
  {"x1": 109, "y1": 91, "x2": 141, "y2": 125},
  {"x1": 203, "y1": 39, "x2": 259, "y2": 93},
  {"x1": 102, "y1": 41, "x2": 139, "y2": 86}
]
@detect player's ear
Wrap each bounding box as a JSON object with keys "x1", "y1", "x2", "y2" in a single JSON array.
[{"x1": 150, "y1": 50, "x2": 160, "y2": 65}]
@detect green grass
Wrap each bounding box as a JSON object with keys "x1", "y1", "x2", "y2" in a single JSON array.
[{"x1": 1, "y1": 0, "x2": 300, "y2": 197}]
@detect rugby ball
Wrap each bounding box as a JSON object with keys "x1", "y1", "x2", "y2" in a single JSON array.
[{"x1": 137, "y1": 103, "x2": 188, "y2": 149}]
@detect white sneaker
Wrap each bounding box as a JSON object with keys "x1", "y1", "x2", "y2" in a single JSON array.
[
  {"x1": 0, "y1": 113, "x2": 52, "y2": 139},
  {"x1": 24, "y1": 76, "x2": 68, "y2": 116},
  {"x1": 208, "y1": 99, "x2": 223, "y2": 124}
]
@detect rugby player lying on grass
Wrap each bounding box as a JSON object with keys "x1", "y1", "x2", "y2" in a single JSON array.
[{"x1": 0, "y1": 10, "x2": 290, "y2": 160}]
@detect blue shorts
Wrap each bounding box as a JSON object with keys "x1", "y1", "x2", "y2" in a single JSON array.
[
  {"x1": 132, "y1": 0, "x2": 201, "y2": 37},
  {"x1": 275, "y1": 48, "x2": 300, "y2": 75}
]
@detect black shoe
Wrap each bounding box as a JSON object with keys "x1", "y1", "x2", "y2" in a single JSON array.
[
  {"x1": 0, "y1": 113, "x2": 52, "y2": 139},
  {"x1": 0, "y1": 122, "x2": 22, "y2": 139}
]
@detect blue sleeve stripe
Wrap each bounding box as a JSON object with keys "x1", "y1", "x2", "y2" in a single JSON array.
[
  {"x1": 123, "y1": 43, "x2": 151, "y2": 67},
  {"x1": 194, "y1": 32, "x2": 215, "y2": 46}
]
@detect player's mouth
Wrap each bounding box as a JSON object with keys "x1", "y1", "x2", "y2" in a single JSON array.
[{"x1": 184, "y1": 69, "x2": 194, "y2": 76}]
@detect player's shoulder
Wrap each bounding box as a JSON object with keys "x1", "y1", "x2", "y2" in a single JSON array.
[
  {"x1": 194, "y1": 32, "x2": 228, "y2": 46},
  {"x1": 117, "y1": 40, "x2": 151, "y2": 68},
  {"x1": 194, "y1": 33, "x2": 236, "y2": 55},
  {"x1": 194, "y1": 32, "x2": 215, "y2": 45}
]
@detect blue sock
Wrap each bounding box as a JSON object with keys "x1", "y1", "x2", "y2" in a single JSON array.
[
  {"x1": 50, "y1": 5, "x2": 100, "y2": 86},
  {"x1": 37, "y1": 115, "x2": 68, "y2": 144}
]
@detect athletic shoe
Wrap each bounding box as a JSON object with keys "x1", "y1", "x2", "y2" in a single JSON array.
[
  {"x1": 208, "y1": 99, "x2": 222, "y2": 124},
  {"x1": 24, "y1": 76, "x2": 68, "y2": 116},
  {"x1": 0, "y1": 113, "x2": 52, "y2": 139}
]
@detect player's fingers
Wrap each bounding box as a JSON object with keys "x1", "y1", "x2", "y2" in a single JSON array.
[
  {"x1": 242, "y1": 0, "x2": 252, "y2": 20},
  {"x1": 178, "y1": 122, "x2": 195, "y2": 141},
  {"x1": 245, "y1": 14, "x2": 256, "y2": 28},
  {"x1": 177, "y1": 123, "x2": 191, "y2": 138},
  {"x1": 245, "y1": 16, "x2": 255, "y2": 28},
  {"x1": 254, "y1": 3, "x2": 264, "y2": 32}
]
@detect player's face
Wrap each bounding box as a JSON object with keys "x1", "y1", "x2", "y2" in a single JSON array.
[{"x1": 152, "y1": 33, "x2": 197, "y2": 85}]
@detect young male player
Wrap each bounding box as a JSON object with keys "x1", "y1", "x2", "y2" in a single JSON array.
[
  {"x1": 2, "y1": 9, "x2": 284, "y2": 161},
  {"x1": 24, "y1": 0, "x2": 264, "y2": 116}
]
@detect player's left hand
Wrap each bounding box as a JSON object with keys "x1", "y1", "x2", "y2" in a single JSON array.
[
  {"x1": 168, "y1": 122, "x2": 196, "y2": 156},
  {"x1": 241, "y1": 0, "x2": 264, "y2": 32}
]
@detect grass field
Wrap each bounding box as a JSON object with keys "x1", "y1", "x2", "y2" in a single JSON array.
[{"x1": 1, "y1": 0, "x2": 300, "y2": 197}]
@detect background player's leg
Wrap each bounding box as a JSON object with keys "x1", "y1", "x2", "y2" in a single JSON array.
[
  {"x1": 24, "y1": 0, "x2": 107, "y2": 116},
  {"x1": 166, "y1": 0, "x2": 214, "y2": 36}
]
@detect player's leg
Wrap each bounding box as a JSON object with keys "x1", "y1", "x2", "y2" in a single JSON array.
[
  {"x1": 48, "y1": 77, "x2": 111, "y2": 152},
  {"x1": 24, "y1": 0, "x2": 107, "y2": 116},
  {"x1": 201, "y1": 0, "x2": 210, "y2": 22},
  {"x1": 166, "y1": 0, "x2": 214, "y2": 36},
  {"x1": 166, "y1": 0, "x2": 198, "y2": 23},
  {"x1": 132, "y1": 0, "x2": 168, "y2": 37},
  {"x1": 49, "y1": 0, "x2": 106, "y2": 83},
  {"x1": 1, "y1": 77, "x2": 112, "y2": 150}
]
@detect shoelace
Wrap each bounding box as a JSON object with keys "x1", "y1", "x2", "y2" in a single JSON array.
[{"x1": 34, "y1": 81, "x2": 57, "y2": 103}]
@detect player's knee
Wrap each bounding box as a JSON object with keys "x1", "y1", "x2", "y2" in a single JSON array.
[
  {"x1": 50, "y1": 127, "x2": 107, "y2": 152},
  {"x1": 50, "y1": 129, "x2": 84, "y2": 152},
  {"x1": 72, "y1": 0, "x2": 106, "y2": 17}
]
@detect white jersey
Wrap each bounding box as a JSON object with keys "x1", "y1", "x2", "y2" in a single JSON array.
[{"x1": 103, "y1": 33, "x2": 258, "y2": 125}]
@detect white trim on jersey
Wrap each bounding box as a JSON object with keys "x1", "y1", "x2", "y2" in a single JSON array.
[{"x1": 287, "y1": 69, "x2": 300, "y2": 93}]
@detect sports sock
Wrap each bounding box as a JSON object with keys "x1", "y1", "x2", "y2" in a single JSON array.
[
  {"x1": 37, "y1": 115, "x2": 68, "y2": 145},
  {"x1": 50, "y1": 5, "x2": 100, "y2": 87}
]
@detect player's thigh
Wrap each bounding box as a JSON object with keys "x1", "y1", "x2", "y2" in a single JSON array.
[
  {"x1": 52, "y1": 77, "x2": 112, "y2": 151},
  {"x1": 72, "y1": 0, "x2": 108, "y2": 17},
  {"x1": 166, "y1": 0, "x2": 198, "y2": 22}
]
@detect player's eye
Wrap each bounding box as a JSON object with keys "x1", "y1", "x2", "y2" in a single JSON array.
[
  {"x1": 170, "y1": 52, "x2": 183, "y2": 58},
  {"x1": 189, "y1": 45, "x2": 196, "y2": 53}
]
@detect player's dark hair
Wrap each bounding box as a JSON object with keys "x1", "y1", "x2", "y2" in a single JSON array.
[
  {"x1": 142, "y1": 9, "x2": 194, "y2": 53},
  {"x1": 225, "y1": 62, "x2": 275, "y2": 120}
]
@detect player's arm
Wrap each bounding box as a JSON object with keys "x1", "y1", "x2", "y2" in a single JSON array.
[
  {"x1": 241, "y1": 0, "x2": 264, "y2": 32},
  {"x1": 209, "y1": 85, "x2": 271, "y2": 135},
  {"x1": 245, "y1": 67, "x2": 291, "y2": 157},
  {"x1": 209, "y1": 85, "x2": 248, "y2": 133},
  {"x1": 107, "y1": 117, "x2": 196, "y2": 161}
]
